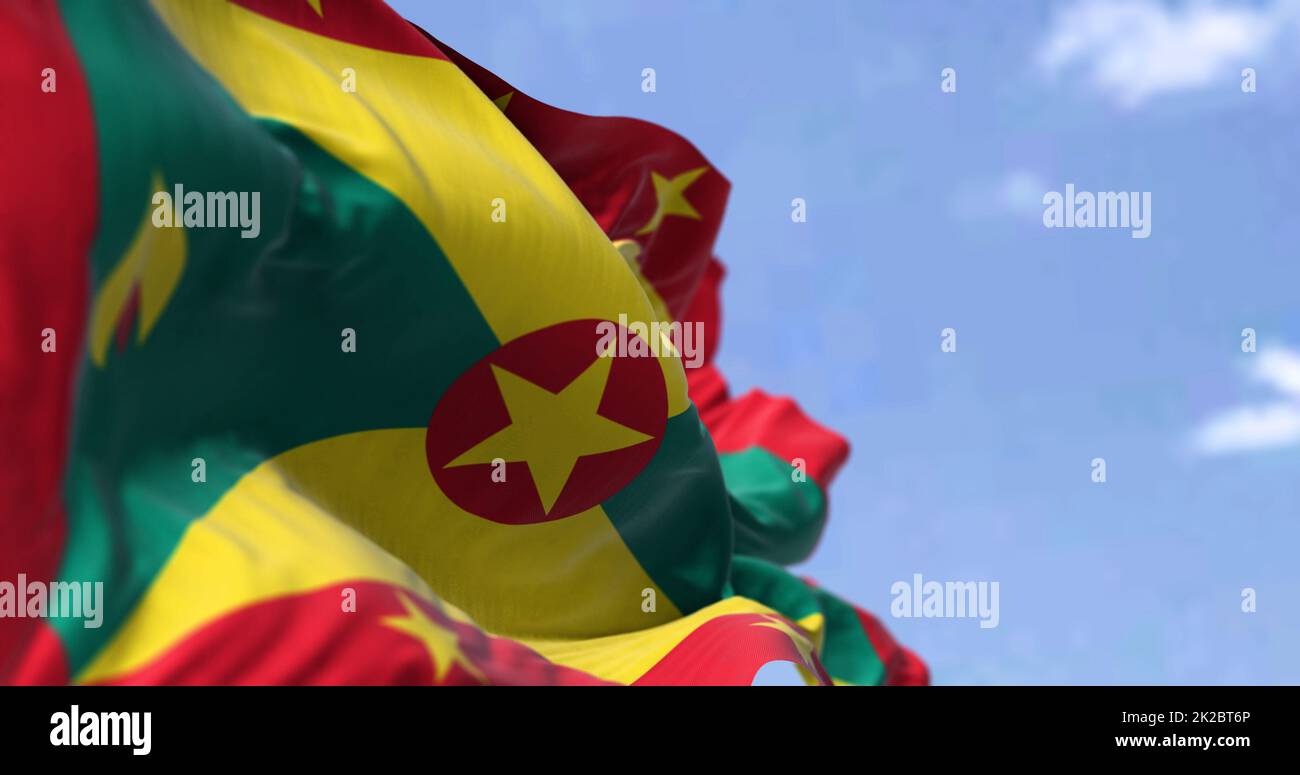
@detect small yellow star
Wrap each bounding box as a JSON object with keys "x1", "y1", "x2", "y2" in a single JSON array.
[
  {"x1": 752, "y1": 614, "x2": 816, "y2": 669},
  {"x1": 446, "y1": 358, "x2": 652, "y2": 514},
  {"x1": 493, "y1": 91, "x2": 514, "y2": 111},
  {"x1": 636, "y1": 166, "x2": 709, "y2": 235},
  {"x1": 382, "y1": 592, "x2": 485, "y2": 684},
  {"x1": 305, "y1": 0, "x2": 324, "y2": 17}
]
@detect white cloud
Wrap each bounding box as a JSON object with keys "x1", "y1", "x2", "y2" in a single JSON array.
[
  {"x1": 1192, "y1": 346, "x2": 1300, "y2": 455},
  {"x1": 1254, "y1": 348, "x2": 1300, "y2": 397},
  {"x1": 1038, "y1": 0, "x2": 1299, "y2": 108}
]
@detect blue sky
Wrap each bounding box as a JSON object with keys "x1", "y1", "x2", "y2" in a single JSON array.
[{"x1": 393, "y1": 0, "x2": 1300, "y2": 684}]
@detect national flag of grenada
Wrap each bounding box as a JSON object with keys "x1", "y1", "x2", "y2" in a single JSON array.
[{"x1": 0, "y1": 0, "x2": 926, "y2": 686}]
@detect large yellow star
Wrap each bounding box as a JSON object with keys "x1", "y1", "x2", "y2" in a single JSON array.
[
  {"x1": 752, "y1": 614, "x2": 816, "y2": 670},
  {"x1": 635, "y1": 166, "x2": 709, "y2": 235},
  {"x1": 382, "y1": 592, "x2": 485, "y2": 685},
  {"x1": 446, "y1": 356, "x2": 652, "y2": 513}
]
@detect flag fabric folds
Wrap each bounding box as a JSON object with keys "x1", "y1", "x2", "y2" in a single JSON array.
[{"x1": 0, "y1": 0, "x2": 926, "y2": 686}]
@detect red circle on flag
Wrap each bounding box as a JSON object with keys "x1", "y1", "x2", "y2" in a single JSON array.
[{"x1": 425, "y1": 319, "x2": 668, "y2": 524}]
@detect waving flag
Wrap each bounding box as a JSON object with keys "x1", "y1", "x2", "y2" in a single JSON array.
[{"x1": 0, "y1": 0, "x2": 925, "y2": 686}]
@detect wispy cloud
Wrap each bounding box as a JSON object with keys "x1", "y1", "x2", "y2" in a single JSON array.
[
  {"x1": 1192, "y1": 347, "x2": 1300, "y2": 455},
  {"x1": 950, "y1": 169, "x2": 1046, "y2": 221},
  {"x1": 1038, "y1": 0, "x2": 1299, "y2": 108}
]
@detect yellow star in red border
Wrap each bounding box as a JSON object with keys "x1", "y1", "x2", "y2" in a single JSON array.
[
  {"x1": 382, "y1": 592, "x2": 486, "y2": 685},
  {"x1": 636, "y1": 166, "x2": 708, "y2": 235},
  {"x1": 751, "y1": 614, "x2": 816, "y2": 670},
  {"x1": 445, "y1": 359, "x2": 651, "y2": 514}
]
